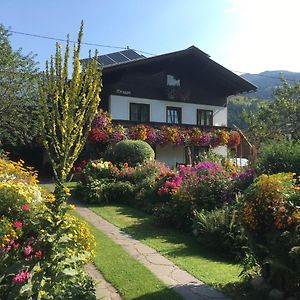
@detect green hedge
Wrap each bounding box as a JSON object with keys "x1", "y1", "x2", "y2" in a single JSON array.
[{"x1": 257, "y1": 140, "x2": 300, "y2": 176}]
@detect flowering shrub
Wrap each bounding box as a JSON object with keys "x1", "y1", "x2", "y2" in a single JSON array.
[
  {"x1": 74, "y1": 160, "x2": 88, "y2": 173},
  {"x1": 152, "y1": 161, "x2": 254, "y2": 228},
  {"x1": 157, "y1": 172, "x2": 183, "y2": 197},
  {"x1": 78, "y1": 156, "x2": 254, "y2": 232},
  {"x1": 77, "y1": 159, "x2": 138, "y2": 204},
  {"x1": 240, "y1": 173, "x2": 300, "y2": 294},
  {"x1": 89, "y1": 127, "x2": 110, "y2": 143},
  {"x1": 133, "y1": 160, "x2": 170, "y2": 184},
  {"x1": 88, "y1": 111, "x2": 241, "y2": 148},
  {"x1": 175, "y1": 161, "x2": 231, "y2": 211},
  {"x1": 0, "y1": 158, "x2": 96, "y2": 299},
  {"x1": 85, "y1": 159, "x2": 118, "y2": 179},
  {"x1": 0, "y1": 158, "x2": 38, "y2": 185}
]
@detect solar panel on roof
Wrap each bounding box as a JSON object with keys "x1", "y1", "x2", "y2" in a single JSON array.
[
  {"x1": 90, "y1": 49, "x2": 145, "y2": 68},
  {"x1": 108, "y1": 52, "x2": 130, "y2": 64},
  {"x1": 97, "y1": 55, "x2": 116, "y2": 67},
  {"x1": 121, "y1": 49, "x2": 145, "y2": 60}
]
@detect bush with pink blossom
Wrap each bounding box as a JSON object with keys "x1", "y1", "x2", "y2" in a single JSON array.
[{"x1": 0, "y1": 157, "x2": 96, "y2": 299}]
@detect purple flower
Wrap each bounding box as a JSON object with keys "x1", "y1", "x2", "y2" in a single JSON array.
[
  {"x1": 238, "y1": 169, "x2": 254, "y2": 180},
  {"x1": 146, "y1": 131, "x2": 159, "y2": 145},
  {"x1": 194, "y1": 161, "x2": 223, "y2": 173},
  {"x1": 199, "y1": 135, "x2": 211, "y2": 146}
]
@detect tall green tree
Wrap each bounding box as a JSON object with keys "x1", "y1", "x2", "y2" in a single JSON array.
[
  {"x1": 38, "y1": 22, "x2": 102, "y2": 204},
  {"x1": 244, "y1": 79, "x2": 300, "y2": 149},
  {"x1": 227, "y1": 96, "x2": 266, "y2": 129},
  {"x1": 272, "y1": 79, "x2": 300, "y2": 138},
  {"x1": 0, "y1": 24, "x2": 39, "y2": 146}
]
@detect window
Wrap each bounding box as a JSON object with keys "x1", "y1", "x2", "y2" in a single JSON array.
[
  {"x1": 197, "y1": 109, "x2": 213, "y2": 126},
  {"x1": 130, "y1": 103, "x2": 150, "y2": 122},
  {"x1": 167, "y1": 74, "x2": 180, "y2": 87},
  {"x1": 166, "y1": 106, "x2": 182, "y2": 124}
]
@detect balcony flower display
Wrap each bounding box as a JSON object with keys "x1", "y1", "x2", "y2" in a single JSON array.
[
  {"x1": 145, "y1": 127, "x2": 161, "y2": 145},
  {"x1": 128, "y1": 124, "x2": 148, "y2": 141},
  {"x1": 228, "y1": 131, "x2": 241, "y2": 148},
  {"x1": 111, "y1": 125, "x2": 127, "y2": 143},
  {"x1": 92, "y1": 110, "x2": 112, "y2": 128},
  {"x1": 189, "y1": 128, "x2": 212, "y2": 146},
  {"x1": 162, "y1": 127, "x2": 182, "y2": 145},
  {"x1": 89, "y1": 128, "x2": 110, "y2": 143},
  {"x1": 88, "y1": 111, "x2": 242, "y2": 148}
]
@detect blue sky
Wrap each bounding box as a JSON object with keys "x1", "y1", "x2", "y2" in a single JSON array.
[{"x1": 1, "y1": 0, "x2": 300, "y2": 73}]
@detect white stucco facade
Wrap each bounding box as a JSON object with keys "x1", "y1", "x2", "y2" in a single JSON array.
[
  {"x1": 109, "y1": 95, "x2": 227, "y2": 126},
  {"x1": 155, "y1": 144, "x2": 185, "y2": 167},
  {"x1": 109, "y1": 94, "x2": 229, "y2": 164}
]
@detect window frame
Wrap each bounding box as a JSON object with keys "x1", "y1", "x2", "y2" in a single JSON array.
[
  {"x1": 166, "y1": 106, "x2": 182, "y2": 124},
  {"x1": 197, "y1": 109, "x2": 213, "y2": 126},
  {"x1": 129, "y1": 103, "x2": 150, "y2": 122}
]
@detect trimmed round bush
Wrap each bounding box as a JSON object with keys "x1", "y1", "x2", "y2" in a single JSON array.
[{"x1": 113, "y1": 140, "x2": 155, "y2": 166}]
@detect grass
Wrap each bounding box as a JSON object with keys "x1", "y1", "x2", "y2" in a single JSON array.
[
  {"x1": 74, "y1": 212, "x2": 183, "y2": 300},
  {"x1": 89, "y1": 205, "x2": 249, "y2": 299},
  {"x1": 40, "y1": 183, "x2": 182, "y2": 299},
  {"x1": 39, "y1": 181, "x2": 77, "y2": 192},
  {"x1": 39, "y1": 182, "x2": 253, "y2": 298}
]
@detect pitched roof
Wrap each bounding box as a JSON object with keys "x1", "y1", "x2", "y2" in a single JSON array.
[{"x1": 82, "y1": 46, "x2": 257, "y2": 94}]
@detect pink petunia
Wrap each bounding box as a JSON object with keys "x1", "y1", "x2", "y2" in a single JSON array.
[
  {"x1": 21, "y1": 204, "x2": 30, "y2": 211},
  {"x1": 12, "y1": 271, "x2": 30, "y2": 284},
  {"x1": 23, "y1": 245, "x2": 32, "y2": 256},
  {"x1": 13, "y1": 243, "x2": 20, "y2": 249},
  {"x1": 34, "y1": 250, "x2": 43, "y2": 258},
  {"x1": 14, "y1": 221, "x2": 23, "y2": 229}
]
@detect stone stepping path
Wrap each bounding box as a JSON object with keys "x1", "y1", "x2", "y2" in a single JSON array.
[{"x1": 74, "y1": 201, "x2": 231, "y2": 300}]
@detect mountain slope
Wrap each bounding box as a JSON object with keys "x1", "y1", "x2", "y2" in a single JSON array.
[{"x1": 241, "y1": 70, "x2": 300, "y2": 99}]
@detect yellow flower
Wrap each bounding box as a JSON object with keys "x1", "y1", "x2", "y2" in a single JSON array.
[
  {"x1": 36, "y1": 266, "x2": 42, "y2": 273},
  {"x1": 69, "y1": 204, "x2": 76, "y2": 210},
  {"x1": 46, "y1": 194, "x2": 56, "y2": 203},
  {"x1": 63, "y1": 187, "x2": 71, "y2": 197},
  {"x1": 293, "y1": 210, "x2": 300, "y2": 223}
]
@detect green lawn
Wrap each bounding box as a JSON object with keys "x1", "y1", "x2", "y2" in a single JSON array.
[
  {"x1": 74, "y1": 212, "x2": 183, "y2": 300},
  {"x1": 40, "y1": 183, "x2": 182, "y2": 299},
  {"x1": 40, "y1": 182, "x2": 252, "y2": 298},
  {"x1": 39, "y1": 181, "x2": 77, "y2": 192},
  {"x1": 89, "y1": 205, "x2": 249, "y2": 299}
]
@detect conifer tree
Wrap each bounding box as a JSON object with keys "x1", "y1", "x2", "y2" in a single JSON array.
[{"x1": 38, "y1": 22, "x2": 102, "y2": 203}]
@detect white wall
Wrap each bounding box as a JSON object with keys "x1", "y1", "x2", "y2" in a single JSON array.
[
  {"x1": 212, "y1": 146, "x2": 228, "y2": 157},
  {"x1": 156, "y1": 144, "x2": 185, "y2": 167},
  {"x1": 109, "y1": 95, "x2": 227, "y2": 126}
]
